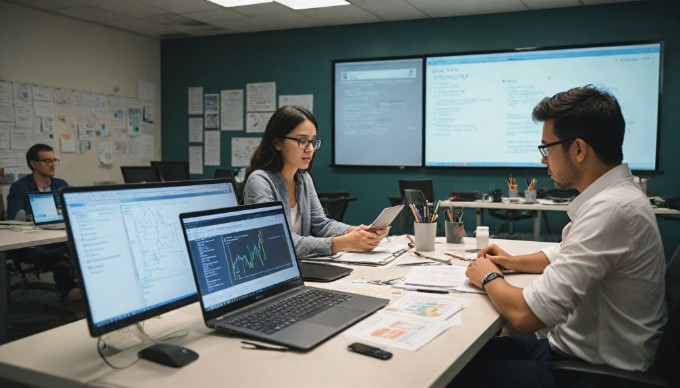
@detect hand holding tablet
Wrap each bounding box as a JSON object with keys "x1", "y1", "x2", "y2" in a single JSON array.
[{"x1": 368, "y1": 205, "x2": 405, "y2": 231}]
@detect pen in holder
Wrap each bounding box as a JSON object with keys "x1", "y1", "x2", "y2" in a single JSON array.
[
  {"x1": 525, "y1": 177, "x2": 537, "y2": 203},
  {"x1": 408, "y1": 200, "x2": 439, "y2": 251},
  {"x1": 444, "y1": 208, "x2": 465, "y2": 244}
]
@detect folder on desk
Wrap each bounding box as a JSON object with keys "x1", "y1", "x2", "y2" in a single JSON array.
[{"x1": 304, "y1": 242, "x2": 410, "y2": 266}]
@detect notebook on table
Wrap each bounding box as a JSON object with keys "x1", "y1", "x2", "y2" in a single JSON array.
[
  {"x1": 179, "y1": 201, "x2": 388, "y2": 351},
  {"x1": 27, "y1": 191, "x2": 65, "y2": 229}
]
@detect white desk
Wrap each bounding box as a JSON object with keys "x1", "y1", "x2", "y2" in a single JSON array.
[
  {"x1": 0, "y1": 227, "x2": 68, "y2": 344},
  {"x1": 441, "y1": 199, "x2": 680, "y2": 241},
  {"x1": 0, "y1": 237, "x2": 554, "y2": 388}
]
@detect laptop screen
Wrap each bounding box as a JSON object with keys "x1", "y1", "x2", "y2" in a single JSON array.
[
  {"x1": 28, "y1": 192, "x2": 63, "y2": 224},
  {"x1": 181, "y1": 203, "x2": 302, "y2": 313},
  {"x1": 61, "y1": 179, "x2": 238, "y2": 337}
]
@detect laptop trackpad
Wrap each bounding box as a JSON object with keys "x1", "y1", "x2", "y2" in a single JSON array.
[{"x1": 307, "y1": 306, "x2": 363, "y2": 328}]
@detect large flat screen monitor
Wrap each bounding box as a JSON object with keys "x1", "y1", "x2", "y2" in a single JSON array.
[
  {"x1": 61, "y1": 179, "x2": 238, "y2": 337},
  {"x1": 333, "y1": 56, "x2": 423, "y2": 167},
  {"x1": 424, "y1": 41, "x2": 663, "y2": 171}
]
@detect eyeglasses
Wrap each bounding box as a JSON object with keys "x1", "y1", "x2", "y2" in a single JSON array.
[
  {"x1": 281, "y1": 137, "x2": 322, "y2": 150},
  {"x1": 35, "y1": 158, "x2": 60, "y2": 166},
  {"x1": 538, "y1": 138, "x2": 576, "y2": 158}
]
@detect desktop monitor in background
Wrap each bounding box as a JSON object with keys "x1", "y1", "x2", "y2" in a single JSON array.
[
  {"x1": 60, "y1": 179, "x2": 237, "y2": 342},
  {"x1": 151, "y1": 161, "x2": 190, "y2": 182},
  {"x1": 120, "y1": 166, "x2": 160, "y2": 183}
]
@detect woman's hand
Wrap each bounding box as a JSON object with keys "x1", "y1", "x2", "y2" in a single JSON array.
[{"x1": 332, "y1": 225, "x2": 386, "y2": 253}]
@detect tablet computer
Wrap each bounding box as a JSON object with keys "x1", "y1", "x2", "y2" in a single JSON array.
[{"x1": 368, "y1": 205, "x2": 405, "y2": 230}]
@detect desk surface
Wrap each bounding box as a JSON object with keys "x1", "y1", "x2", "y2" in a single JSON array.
[
  {"x1": 0, "y1": 226, "x2": 67, "y2": 252},
  {"x1": 0, "y1": 237, "x2": 554, "y2": 388}
]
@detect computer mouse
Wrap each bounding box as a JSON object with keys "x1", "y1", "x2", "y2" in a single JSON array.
[{"x1": 138, "y1": 343, "x2": 199, "y2": 368}]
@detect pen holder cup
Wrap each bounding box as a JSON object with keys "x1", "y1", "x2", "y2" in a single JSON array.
[
  {"x1": 508, "y1": 189, "x2": 519, "y2": 198},
  {"x1": 414, "y1": 222, "x2": 436, "y2": 251},
  {"x1": 445, "y1": 222, "x2": 465, "y2": 244},
  {"x1": 525, "y1": 190, "x2": 537, "y2": 204}
]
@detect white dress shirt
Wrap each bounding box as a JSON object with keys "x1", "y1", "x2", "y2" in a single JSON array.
[{"x1": 523, "y1": 163, "x2": 667, "y2": 371}]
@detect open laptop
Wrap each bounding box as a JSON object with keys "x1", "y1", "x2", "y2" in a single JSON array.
[
  {"x1": 27, "y1": 191, "x2": 65, "y2": 229},
  {"x1": 180, "y1": 202, "x2": 389, "y2": 350}
]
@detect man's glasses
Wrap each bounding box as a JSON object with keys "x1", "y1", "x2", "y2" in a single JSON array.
[
  {"x1": 35, "y1": 158, "x2": 60, "y2": 166},
  {"x1": 538, "y1": 138, "x2": 576, "y2": 158},
  {"x1": 281, "y1": 137, "x2": 322, "y2": 150}
]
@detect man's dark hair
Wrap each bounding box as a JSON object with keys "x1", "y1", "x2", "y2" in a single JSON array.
[
  {"x1": 26, "y1": 143, "x2": 54, "y2": 171},
  {"x1": 532, "y1": 85, "x2": 625, "y2": 164}
]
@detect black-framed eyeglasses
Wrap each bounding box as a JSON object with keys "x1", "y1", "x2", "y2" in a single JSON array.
[
  {"x1": 281, "y1": 137, "x2": 322, "y2": 150},
  {"x1": 35, "y1": 158, "x2": 60, "y2": 166},
  {"x1": 538, "y1": 138, "x2": 576, "y2": 158}
]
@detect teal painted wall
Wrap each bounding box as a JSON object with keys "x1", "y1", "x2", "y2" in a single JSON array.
[{"x1": 161, "y1": 1, "x2": 680, "y2": 259}]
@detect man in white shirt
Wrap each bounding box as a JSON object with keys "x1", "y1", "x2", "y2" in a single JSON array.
[{"x1": 453, "y1": 86, "x2": 667, "y2": 387}]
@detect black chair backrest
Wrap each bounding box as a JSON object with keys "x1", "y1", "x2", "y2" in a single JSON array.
[
  {"x1": 150, "y1": 161, "x2": 190, "y2": 182},
  {"x1": 649, "y1": 244, "x2": 680, "y2": 382},
  {"x1": 399, "y1": 180, "x2": 434, "y2": 204},
  {"x1": 121, "y1": 166, "x2": 160, "y2": 183},
  {"x1": 214, "y1": 169, "x2": 235, "y2": 180},
  {"x1": 317, "y1": 192, "x2": 354, "y2": 222}
]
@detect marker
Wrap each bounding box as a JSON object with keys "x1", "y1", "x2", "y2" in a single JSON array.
[
  {"x1": 445, "y1": 252, "x2": 473, "y2": 261},
  {"x1": 392, "y1": 284, "x2": 450, "y2": 294}
]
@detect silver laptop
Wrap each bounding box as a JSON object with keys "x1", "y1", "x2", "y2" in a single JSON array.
[
  {"x1": 180, "y1": 202, "x2": 389, "y2": 351},
  {"x1": 27, "y1": 191, "x2": 65, "y2": 229}
]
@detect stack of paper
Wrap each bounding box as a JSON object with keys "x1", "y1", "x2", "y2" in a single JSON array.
[{"x1": 400, "y1": 266, "x2": 484, "y2": 294}]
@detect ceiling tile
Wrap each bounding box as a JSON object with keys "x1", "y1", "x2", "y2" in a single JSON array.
[
  {"x1": 5, "y1": 0, "x2": 88, "y2": 11},
  {"x1": 407, "y1": 0, "x2": 527, "y2": 18},
  {"x1": 103, "y1": 19, "x2": 181, "y2": 38},
  {"x1": 258, "y1": 12, "x2": 323, "y2": 29},
  {"x1": 352, "y1": 0, "x2": 428, "y2": 21},
  {"x1": 184, "y1": 8, "x2": 247, "y2": 23},
  {"x1": 225, "y1": 2, "x2": 293, "y2": 17},
  {"x1": 212, "y1": 18, "x2": 279, "y2": 33},
  {"x1": 83, "y1": 0, "x2": 168, "y2": 18},
  {"x1": 300, "y1": 4, "x2": 382, "y2": 25},
  {"x1": 136, "y1": 0, "x2": 223, "y2": 13},
  {"x1": 51, "y1": 6, "x2": 129, "y2": 23}
]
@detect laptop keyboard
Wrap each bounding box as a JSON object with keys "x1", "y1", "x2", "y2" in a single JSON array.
[{"x1": 226, "y1": 288, "x2": 352, "y2": 334}]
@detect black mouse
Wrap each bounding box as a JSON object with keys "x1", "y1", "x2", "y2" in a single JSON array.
[{"x1": 138, "y1": 343, "x2": 199, "y2": 368}]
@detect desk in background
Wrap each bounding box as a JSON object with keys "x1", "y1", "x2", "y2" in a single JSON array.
[
  {"x1": 441, "y1": 199, "x2": 680, "y2": 241},
  {"x1": 0, "y1": 238, "x2": 554, "y2": 388},
  {"x1": 0, "y1": 227, "x2": 68, "y2": 344}
]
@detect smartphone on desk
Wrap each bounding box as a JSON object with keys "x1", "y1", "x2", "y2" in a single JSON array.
[{"x1": 368, "y1": 205, "x2": 404, "y2": 231}]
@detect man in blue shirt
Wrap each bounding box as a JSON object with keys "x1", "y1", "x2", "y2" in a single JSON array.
[{"x1": 6, "y1": 144, "x2": 79, "y2": 303}]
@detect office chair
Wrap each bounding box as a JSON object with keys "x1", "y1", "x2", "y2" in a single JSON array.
[
  {"x1": 548, "y1": 244, "x2": 680, "y2": 387},
  {"x1": 120, "y1": 166, "x2": 160, "y2": 183},
  {"x1": 317, "y1": 192, "x2": 357, "y2": 222},
  {"x1": 150, "y1": 161, "x2": 190, "y2": 182},
  {"x1": 488, "y1": 207, "x2": 534, "y2": 238}
]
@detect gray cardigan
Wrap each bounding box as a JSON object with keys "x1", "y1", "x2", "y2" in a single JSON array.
[{"x1": 243, "y1": 170, "x2": 350, "y2": 258}]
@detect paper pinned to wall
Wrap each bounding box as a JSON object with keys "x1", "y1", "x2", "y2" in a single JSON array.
[
  {"x1": 204, "y1": 93, "x2": 219, "y2": 129},
  {"x1": 189, "y1": 117, "x2": 203, "y2": 142},
  {"x1": 59, "y1": 132, "x2": 76, "y2": 153},
  {"x1": 232, "y1": 137, "x2": 261, "y2": 167},
  {"x1": 220, "y1": 89, "x2": 243, "y2": 131},
  {"x1": 189, "y1": 145, "x2": 203, "y2": 174},
  {"x1": 188, "y1": 86, "x2": 203, "y2": 115},
  {"x1": 204, "y1": 130, "x2": 220, "y2": 166},
  {"x1": 246, "y1": 112, "x2": 272, "y2": 133},
  {"x1": 246, "y1": 82, "x2": 275, "y2": 112},
  {"x1": 139, "y1": 81, "x2": 155, "y2": 101},
  {"x1": 0, "y1": 122, "x2": 11, "y2": 149},
  {"x1": 278, "y1": 94, "x2": 313, "y2": 112},
  {"x1": 98, "y1": 141, "x2": 113, "y2": 166}
]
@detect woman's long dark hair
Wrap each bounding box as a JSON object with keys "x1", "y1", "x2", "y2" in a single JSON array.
[{"x1": 243, "y1": 105, "x2": 318, "y2": 186}]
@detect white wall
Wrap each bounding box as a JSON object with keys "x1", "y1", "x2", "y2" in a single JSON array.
[{"x1": 0, "y1": 0, "x2": 161, "y2": 190}]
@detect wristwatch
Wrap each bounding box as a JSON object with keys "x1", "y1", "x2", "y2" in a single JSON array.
[{"x1": 481, "y1": 272, "x2": 504, "y2": 289}]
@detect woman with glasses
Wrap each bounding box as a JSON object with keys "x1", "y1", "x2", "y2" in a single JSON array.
[{"x1": 243, "y1": 106, "x2": 388, "y2": 258}]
